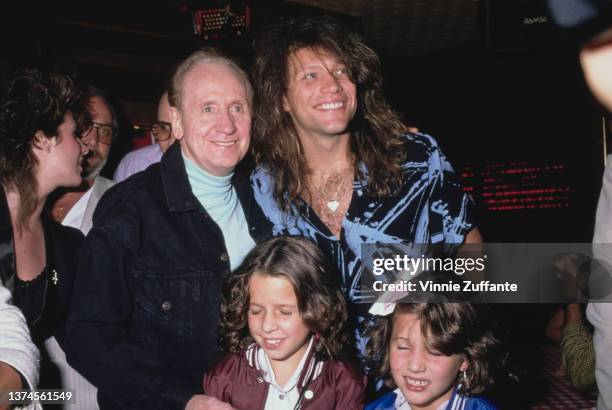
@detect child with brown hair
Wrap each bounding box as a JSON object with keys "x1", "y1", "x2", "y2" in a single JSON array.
[
  {"x1": 203, "y1": 236, "x2": 366, "y2": 409},
  {"x1": 366, "y1": 302, "x2": 500, "y2": 410}
]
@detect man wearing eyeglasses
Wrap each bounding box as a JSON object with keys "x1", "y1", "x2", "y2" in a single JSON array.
[
  {"x1": 114, "y1": 93, "x2": 175, "y2": 182},
  {"x1": 50, "y1": 87, "x2": 117, "y2": 234},
  {"x1": 47, "y1": 86, "x2": 118, "y2": 410}
]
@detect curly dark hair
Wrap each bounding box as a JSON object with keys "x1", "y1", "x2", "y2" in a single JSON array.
[
  {"x1": 221, "y1": 236, "x2": 349, "y2": 360},
  {"x1": 252, "y1": 15, "x2": 409, "y2": 211},
  {"x1": 366, "y1": 303, "x2": 501, "y2": 395},
  {"x1": 0, "y1": 68, "x2": 90, "y2": 228}
]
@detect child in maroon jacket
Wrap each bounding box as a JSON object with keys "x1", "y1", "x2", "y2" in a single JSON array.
[{"x1": 203, "y1": 236, "x2": 366, "y2": 409}]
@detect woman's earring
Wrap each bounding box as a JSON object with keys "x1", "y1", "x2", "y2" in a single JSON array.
[{"x1": 460, "y1": 369, "x2": 469, "y2": 391}]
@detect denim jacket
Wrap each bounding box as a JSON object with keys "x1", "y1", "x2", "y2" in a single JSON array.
[{"x1": 64, "y1": 143, "x2": 271, "y2": 410}]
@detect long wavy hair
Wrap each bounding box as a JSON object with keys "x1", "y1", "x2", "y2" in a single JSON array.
[
  {"x1": 0, "y1": 68, "x2": 90, "y2": 229},
  {"x1": 366, "y1": 303, "x2": 501, "y2": 395},
  {"x1": 252, "y1": 15, "x2": 409, "y2": 211},
  {"x1": 220, "y1": 236, "x2": 350, "y2": 360}
]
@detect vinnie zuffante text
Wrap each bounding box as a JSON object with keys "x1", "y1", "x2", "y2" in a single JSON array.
[{"x1": 370, "y1": 254, "x2": 518, "y2": 293}]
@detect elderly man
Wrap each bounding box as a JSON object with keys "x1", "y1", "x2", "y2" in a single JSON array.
[
  {"x1": 114, "y1": 92, "x2": 175, "y2": 182},
  {"x1": 65, "y1": 48, "x2": 269, "y2": 410},
  {"x1": 50, "y1": 87, "x2": 117, "y2": 233}
]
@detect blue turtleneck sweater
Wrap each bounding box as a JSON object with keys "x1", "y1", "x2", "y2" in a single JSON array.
[{"x1": 183, "y1": 153, "x2": 255, "y2": 270}]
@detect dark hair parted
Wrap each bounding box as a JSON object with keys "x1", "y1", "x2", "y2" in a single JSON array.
[
  {"x1": 366, "y1": 303, "x2": 501, "y2": 395},
  {"x1": 0, "y1": 68, "x2": 90, "y2": 228},
  {"x1": 252, "y1": 15, "x2": 409, "y2": 211},
  {"x1": 221, "y1": 236, "x2": 349, "y2": 360}
]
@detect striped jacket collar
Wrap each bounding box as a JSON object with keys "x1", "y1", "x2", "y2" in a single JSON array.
[
  {"x1": 244, "y1": 340, "x2": 326, "y2": 390},
  {"x1": 393, "y1": 385, "x2": 467, "y2": 410}
]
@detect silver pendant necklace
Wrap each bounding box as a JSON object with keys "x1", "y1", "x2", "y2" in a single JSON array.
[
  {"x1": 324, "y1": 176, "x2": 344, "y2": 213},
  {"x1": 327, "y1": 199, "x2": 340, "y2": 212}
]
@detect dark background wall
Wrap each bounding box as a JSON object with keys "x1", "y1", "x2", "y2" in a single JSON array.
[
  {"x1": 383, "y1": 45, "x2": 604, "y2": 243},
  {"x1": 1, "y1": 0, "x2": 608, "y2": 243}
]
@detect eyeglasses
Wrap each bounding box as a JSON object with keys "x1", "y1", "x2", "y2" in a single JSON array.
[
  {"x1": 83, "y1": 122, "x2": 115, "y2": 145},
  {"x1": 151, "y1": 121, "x2": 172, "y2": 142}
]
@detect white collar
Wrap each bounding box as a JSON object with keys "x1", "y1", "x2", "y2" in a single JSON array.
[
  {"x1": 61, "y1": 185, "x2": 93, "y2": 230},
  {"x1": 393, "y1": 387, "x2": 452, "y2": 410},
  {"x1": 257, "y1": 337, "x2": 314, "y2": 392}
]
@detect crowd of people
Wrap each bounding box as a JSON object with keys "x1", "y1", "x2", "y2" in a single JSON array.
[{"x1": 0, "y1": 8, "x2": 611, "y2": 410}]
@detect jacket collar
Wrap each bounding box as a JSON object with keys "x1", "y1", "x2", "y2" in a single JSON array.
[
  {"x1": 445, "y1": 384, "x2": 465, "y2": 410},
  {"x1": 160, "y1": 143, "x2": 200, "y2": 212},
  {"x1": 392, "y1": 384, "x2": 463, "y2": 410},
  {"x1": 81, "y1": 177, "x2": 115, "y2": 234},
  {"x1": 244, "y1": 340, "x2": 325, "y2": 389},
  {"x1": 160, "y1": 142, "x2": 255, "y2": 213}
]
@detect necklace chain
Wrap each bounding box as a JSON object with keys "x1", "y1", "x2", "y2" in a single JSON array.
[{"x1": 314, "y1": 170, "x2": 352, "y2": 213}]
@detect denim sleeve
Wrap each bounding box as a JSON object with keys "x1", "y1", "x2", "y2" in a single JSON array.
[{"x1": 64, "y1": 222, "x2": 196, "y2": 410}]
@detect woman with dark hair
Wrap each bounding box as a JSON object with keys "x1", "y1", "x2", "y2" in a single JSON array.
[{"x1": 0, "y1": 68, "x2": 89, "y2": 389}]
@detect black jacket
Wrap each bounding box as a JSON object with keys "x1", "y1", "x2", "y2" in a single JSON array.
[
  {"x1": 64, "y1": 144, "x2": 271, "y2": 410},
  {"x1": 0, "y1": 188, "x2": 83, "y2": 344}
]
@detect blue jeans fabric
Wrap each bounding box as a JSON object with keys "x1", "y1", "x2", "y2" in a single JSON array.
[{"x1": 64, "y1": 144, "x2": 270, "y2": 410}]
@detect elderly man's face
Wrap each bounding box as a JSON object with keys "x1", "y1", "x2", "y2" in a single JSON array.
[
  {"x1": 171, "y1": 63, "x2": 251, "y2": 176},
  {"x1": 81, "y1": 95, "x2": 113, "y2": 179}
]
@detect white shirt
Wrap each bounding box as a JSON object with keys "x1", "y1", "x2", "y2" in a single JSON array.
[
  {"x1": 114, "y1": 143, "x2": 163, "y2": 183},
  {"x1": 0, "y1": 283, "x2": 41, "y2": 410},
  {"x1": 61, "y1": 188, "x2": 91, "y2": 230},
  {"x1": 589, "y1": 153, "x2": 612, "y2": 410},
  {"x1": 62, "y1": 176, "x2": 115, "y2": 235},
  {"x1": 257, "y1": 338, "x2": 313, "y2": 410}
]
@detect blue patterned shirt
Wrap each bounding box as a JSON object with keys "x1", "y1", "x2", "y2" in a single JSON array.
[{"x1": 251, "y1": 133, "x2": 475, "y2": 304}]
